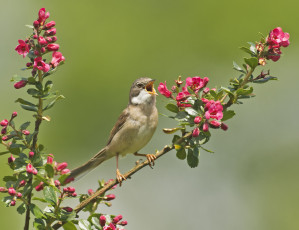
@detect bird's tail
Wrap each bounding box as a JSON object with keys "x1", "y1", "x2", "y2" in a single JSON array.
[{"x1": 69, "y1": 147, "x2": 108, "y2": 180}]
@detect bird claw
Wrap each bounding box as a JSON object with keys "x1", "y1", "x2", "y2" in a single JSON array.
[
  {"x1": 146, "y1": 154, "x2": 156, "y2": 168},
  {"x1": 116, "y1": 169, "x2": 126, "y2": 186}
]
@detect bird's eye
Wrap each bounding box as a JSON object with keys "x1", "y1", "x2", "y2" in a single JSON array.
[{"x1": 137, "y1": 83, "x2": 144, "y2": 88}]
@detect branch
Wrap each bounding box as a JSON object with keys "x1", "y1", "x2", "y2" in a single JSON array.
[{"x1": 52, "y1": 132, "x2": 192, "y2": 229}]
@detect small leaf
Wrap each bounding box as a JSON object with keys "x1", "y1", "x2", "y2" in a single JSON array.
[
  {"x1": 184, "y1": 107, "x2": 198, "y2": 116},
  {"x1": 165, "y1": 103, "x2": 179, "y2": 113},
  {"x1": 3, "y1": 176, "x2": 17, "y2": 182},
  {"x1": 43, "y1": 186, "x2": 57, "y2": 205},
  {"x1": 222, "y1": 110, "x2": 236, "y2": 121},
  {"x1": 25, "y1": 24, "x2": 34, "y2": 29},
  {"x1": 43, "y1": 95, "x2": 65, "y2": 111},
  {"x1": 42, "y1": 116, "x2": 51, "y2": 121},
  {"x1": 244, "y1": 57, "x2": 258, "y2": 69},
  {"x1": 33, "y1": 218, "x2": 46, "y2": 230},
  {"x1": 91, "y1": 217, "x2": 101, "y2": 229},
  {"x1": 240, "y1": 46, "x2": 255, "y2": 56},
  {"x1": 176, "y1": 148, "x2": 186, "y2": 160},
  {"x1": 200, "y1": 145, "x2": 214, "y2": 153},
  {"x1": 236, "y1": 87, "x2": 253, "y2": 96},
  {"x1": 27, "y1": 88, "x2": 41, "y2": 97},
  {"x1": 162, "y1": 127, "x2": 182, "y2": 134},
  {"x1": 15, "y1": 98, "x2": 36, "y2": 107},
  {"x1": 30, "y1": 204, "x2": 45, "y2": 218},
  {"x1": 172, "y1": 135, "x2": 181, "y2": 144},
  {"x1": 17, "y1": 203, "x2": 26, "y2": 215},
  {"x1": 187, "y1": 149, "x2": 199, "y2": 168},
  {"x1": 63, "y1": 221, "x2": 77, "y2": 230},
  {"x1": 253, "y1": 76, "x2": 278, "y2": 84},
  {"x1": 32, "y1": 197, "x2": 48, "y2": 203},
  {"x1": 20, "y1": 104, "x2": 38, "y2": 112},
  {"x1": 78, "y1": 219, "x2": 92, "y2": 230},
  {"x1": 20, "y1": 121, "x2": 31, "y2": 130},
  {"x1": 45, "y1": 164, "x2": 55, "y2": 178},
  {"x1": 233, "y1": 61, "x2": 245, "y2": 73},
  {"x1": 0, "y1": 151, "x2": 10, "y2": 156}
]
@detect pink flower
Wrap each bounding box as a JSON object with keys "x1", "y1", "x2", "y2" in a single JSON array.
[
  {"x1": 113, "y1": 215, "x2": 123, "y2": 224},
  {"x1": 47, "y1": 154, "x2": 54, "y2": 164},
  {"x1": 176, "y1": 86, "x2": 191, "y2": 101},
  {"x1": 10, "y1": 200, "x2": 16, "y2": 206},
  {"x1": 38, "y1": 8, "x2": 50, "y2": 24},
  {"x1": 38, "y1": 36, "x2": 48, "y2": 46},
  {"x1": 45, "y1": 21, "x2": 56, "y2": 29},
  {"x1": 0, "y1": 119, "x2": 8, "y2": 127},
  {"x1": 50, "y1": 51, "x2": 65, "y2": 68},
  {"x1": 103, "y1": 223, "x2": 116, "y2": 230},
  {"x1": 158, "y1": 81, "x2": 172, "y2": 98},
  {"x1": 29, "y1": 152, "x2": 34, "y2": 158},
  {"x1": 61, "y1": 169, "x2": 70, "y2": 174},
  {"x1": 8, "y1": 187, "x2": 16, "y2": 196},
  {"x1": 14, "y1": 80, "x2": 27, "y2": 89},
  {"x1": 203, "y1": 122, "x2": 209, "y2": 132},
  {"x1": 11, "y1": 112, "x2": 18, "y2": 118},
  {"x1": 194, "y1": 116, "x2": 202, "y2": 124},
  {"x1": 88, "y1": 189, "x2": 94, "y2": 196},
  {"x1": 192, "y1": 127, "x2": 200, "y2": 137},
  {"x1": 45, "y1": 28, "x2": 56, "y2": 36},
  {"x1": 26, "y1": 164, "x2": 34, "y2": 174},
  {"x1": 46, "y1": 43, "x2": 60, "y2": 51},
  {"x1": 15, "y1": 40, "x2": 30, "y2": 58},
  {"x1": 186, "y1": 76, "x2": 209, "y2": 93},
  {"x1": 22, "y1": 130, "x2": 30, "y2": 135},
  {"x1": 33, "y1": 57, "x2": 50, "y2": 72},
  {"x1": 2, "y1": 136, "x2": 9, "y2": 141},
  {"x1": 209, "y1": 120, "x2": 221, "y2": 128},
  {"x1": 177, "y1": 100, "x2": 192, "y2": 108},
  {"x1": 99, "y1": 215, "x2": 106, "y2": 227},
  {"x1": 19, "y1": 180, "x2": 26, "y2": 187},
  {"x1": 106, "y1": 194, "x2": 115, "y2": 201},
  {"x1": 62, "y1": 207, "x2": 73, "y2": 212},
  {"x1": 35, "y1": 182, "x2": 44, "y2": 191},
  {"x1": 8, "y1": 154, "x2": 15, "y2": 164},
  {"x1": 57, "y1": 162, "x2": 68, "y2": 171},
  {"x1": 204, "y1": 100, "x2": 223, "y2": 120},
  {"x1": 267, "y1": 27, "x2": 290, "y2": 48}
]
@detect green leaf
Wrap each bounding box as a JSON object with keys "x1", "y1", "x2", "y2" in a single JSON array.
[
  {"x1": 27, "y1": 88, "x2": 41, "y2": 97},
  {"x1": 248, "y1": 42, "x2": 257, "y2": 54},
  {"x1": 165, "y1": 103, "x2": 179, "y2": 113},
  {"x1": 222, "y1": 110, "x2": 236, "y2": 121},
  {"x1": 244, "y1": 57, "x2": 258, "y2": 69},
  {"x1": 17, "y1": 202, "x2": 26, "y2": 215},
  {"x1": 63, "y1": 222, "x2": 77, "y2": 230},
  {"x1": 253, "y1": 76, "x2": 278, "y2": 84},
  {"x1": 187, "y1": 149, "x2": 199, "y2": 168},
  {"x1": 236, "y1": 87, "x2": 253, "y2": 96},
  {"x1": 240, "y1": 46, "x2": 255, "y2": 56},
  {"x1": 33, "y1": 218, "x2": 46, "y2": 230},
  {"x1": 35, "y1": 81, "x2": 43, "y2": 91},
  {"x1": 11, "y1": 74, "x2": 26, "y2": 82},
  {"x1": 45, "y1": 164, "x2": 55, "y2": 178},
  {"x1": 91, "y1": 217, "x2": 101, "y2": 229},
  {"x1": 172, "y1": 135, "x2": 181, "y2": 144},
  {"x1": 0, "y1": 151, "x2": 10, "y2": 156},
  {"x1": 233, "y1": 61, "x2": 245, "y2": 73},
  {"x1": 184, "y1": 107, "x2": 198, "y2": 116},
  {"x1": 30, "y1": 204, "x2": 45, "y2": 218},
  {"x1": 44, "y1": 80, "x2": 53, "y2": 93},
  {"x1": 175, "y1": 111, "x2": 189, "y2": 121},
  {"x1": 176, "y1": 148, "x2": 186, "y2": 160},
  {"x1": 209, "y1": 89, "x2": 217, "y2": 99},
  {"x1": 60, "y1": 210, "x2": 77, "y2": 222},
  {"x1": 32, "y1": 197, "x2": 48, "y2": 203},
  {"x1": 15, "y1": 98, "x2": 36, "y2": 107},
  {"x1": 43, "y1": 186, "x2": 57, "y2": 205},
  {"x1": 20, "y1": 121, "x2": 31, "y2": 130},
  {"x1": 20, "y1": 104, "x2": 38, "y2": 112},
  {"x1": 200, "y1": 145, "x2": 214, "y2": 153},
  {"x1": 78, "y1": 220, "x2": 92, "y2": 230},
  {"x1": 3, "y1": 176, "x2": 17, "y2": 182},
  {"x1": 43, "y1": 95, "x2": 65, "y2": 111}
]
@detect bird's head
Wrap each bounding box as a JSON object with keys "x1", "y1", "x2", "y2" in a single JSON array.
[{"x1": 129, "y1": 77, "x2": 157, "y2": 105}]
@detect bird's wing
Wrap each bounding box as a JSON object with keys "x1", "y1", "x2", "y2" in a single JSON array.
[{"x1": 106, "y1": 107, "x2": 130, "y2": 145}]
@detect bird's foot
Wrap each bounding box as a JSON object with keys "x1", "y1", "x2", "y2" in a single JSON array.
[
  {"x1": 116, "y1": 168, "x2": 126, "y2": 186},
  {"x1": 134, "y1": 152, "x2": 156, "y2": 168}
]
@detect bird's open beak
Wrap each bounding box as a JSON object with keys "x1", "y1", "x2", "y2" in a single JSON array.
[{"x1": 145, "y1": 80, "x2": 158, "y2": 95}]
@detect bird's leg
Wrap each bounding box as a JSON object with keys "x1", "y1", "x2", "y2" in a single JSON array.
[
  {"x1": 134, "y1": 152, "x2": 156, "y2": 168},
  {"x1": 116, "y1": 153, "x2": 126, "y2": 186}
]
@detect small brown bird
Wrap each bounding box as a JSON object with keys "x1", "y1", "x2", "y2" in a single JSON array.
[{"x1": 70, "y1": 77, "x2": 158, "y2": 184}]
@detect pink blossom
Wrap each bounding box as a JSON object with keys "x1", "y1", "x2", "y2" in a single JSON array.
[
  {"x1": 26, "y1": 163, "x2": 34, "y2": 174},
  {"x1": 113, "y1": 215, "x2": 123, "y2": 224},
  {"x1": 38, "y1": 8, "x2": 50, "y2": 24},
  {"x1": 8, "y1": 187, "x2": 16, "y2": 196},
  {"x1": 194, "y1": 116, "x2": 202, "y2": 124},
  {"x1": 61, "y1": 169, "x2": 70, "y2": 174},
  {"x1": 29, "y1": 152, "x2": 34, "y2": 158},
  {"x1": 11, "y1": 112, "x2": 18, "y2": 118},
  {"x1": 267, "y1": 27, "x2": 290, "y2": 48},
  {"x1": 10, "y1": 200, "x2": 16, "y2": 206},
  {"x1": 88, "y1": 189, "x2": 94, "y2": 196},
  {"x1": 103, "y1": 223, "x2": 116, "y2": 230},
  {"x1": 50, "y1": 51, "x2": 65, "y2": 68},
  {"x1": 19, "y1": 180, "x2": 26, "y2": 187},
  {"x1": 106, "y1": 194, "x2": 115, "y2": 201},
  {"x1": 267, "y1": 46, "x2": 281, "y2": 62},
  {"x1": 8, "y1": 154, "x2": 15, "y2": 164},
  {"x1": 119, "y1": 220, "x2": 128, "y2": 226},
  {"x1": 177, "y1": 100, "x2": 192, "y2": 108},
  {"x1": 45, "y1": 28, "x2": 56, "y2": 36},
  {"x1": 57, "y1": 162, "x2": 68, "y2": 171},
  {"x1": 15, "y1": 40, "x2": 30, "y2": 58},
  {"x1": 38, "y1": 36, "x2": 47, "y2": 46},
  {"x1": 176, "y1": 86, "x2": 191, "y2": 101},
  {"x1": 33, "y1": 57, "x2": 50, "y2": 72},
  {"x1": 99, "y1": 215, "x2": 106, "y2": 226},
  {"x1": 46, "y1": 43, "x2": 60, "y2": 51},
  {"x1": 158, "y1": 81, "x2": 172, "y2": 98},
  {"x1": 22, "y1": 130, "x2": 30, "y2": 135},
  {"x1": 209, "y1": 120, "x2": 221, "y2": 127},
  {"x1": 35, "y1": 182, "x2": 44, "y2": 191},
  {"x1": 14, "y1": 80, "x2": 27, "y2": 89},
  {"x1": 192, "y1": 127, "x2": 200, "y2": 137},
  {"x1": 204, "y1": 100, "x2": 223, "y2": 120},
  {"x1": 45, "y1": 21, "x2": 56, "y2": 29},
  {"x1": 203, "y1": 122, "x2": 209, "y2": 132},
  {"x1": 47, "y1": 154, "x2": 54, "y2": 164},
  {"x1": 186, "y1": 76, "x2": 209, "y2": 93},
  {"x1": 0, "y1": 119, "x2": 8, "y2": 127},
  {"x1": 2, "y1": 136, "x2": 9, "y2": 141}
]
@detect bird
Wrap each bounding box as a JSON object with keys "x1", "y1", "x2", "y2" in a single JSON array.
[{"x1": 69, "y1": 77, "x2": 158, "y2": 185}]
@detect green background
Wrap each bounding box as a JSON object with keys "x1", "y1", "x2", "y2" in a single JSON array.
[{"x1": 1, "y1": 0, "x2": 298, "y2": 229}]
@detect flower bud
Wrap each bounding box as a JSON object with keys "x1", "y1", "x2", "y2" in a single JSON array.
[
  {"x1": 38, "y1": 36, "x2": 47, "y2": 46},
  {"x1": 47, "y1": 154, "x2": 54, "y2": 164},
  {"x1": 119, "y1": 220, "x2": 128, "y2": 226},
  {"x1": 203, "y1": 87, "x2": 210, "y2": 94},
  {"x1": 2, "y1": 136, "x2": 9, "y2": 141},
  {"x1": 61, "y1": 169, "x2": 70, "y2": 174},
  {"x1": 0, "y1": 187, "x2": 7, "y2": 192},
  {"x1": 194, "y1": 116, "x2": 202, "y2": 124},
  {"x1": 26, "y1": 62, "x2": 32, "y2": 67},
  {"x1": 46, "y1": 37, "x2": 52, "y2": 43},
  {"x1": 35, "y1": 182, "x2": 44, "y2": 191},
  {"x1": 192, "y1": 127, "x2": 200, "y2": 137},
  {"x1": 16, "y1": 192, "x2": 22, "y2": 198},
  {"x1": 203, "y1": 122, "x2": 209, "y2": 132},
  {"x1": 29, "y1": 151, "x2": 34, "y2": 158},
  {"x1": 209, "y1": 120, "x2": 221, "y2": 127},
  {"x1": 19, "y1": 180, "x2": 26, "y2": 187},
  {"x1": 40, "y1": 47, "x2": 46, "y2": 53},
  {"x1": 33, "y1": 20, "x2": 40, "y2": 28},
  {"x1": 11, "y1": 112, "x2": 18, "y2": 118},
  {"x1": 57, "y1": 162, "x2": 68, "y2": 171},
  {"x1": 88, "y1": 189, "x2": 94, "y2": 196},
  {"x1": 63, "y1": 187, "x2": 68, "y2": 193},
  {"x1": 62, "y1": 207, "x2": 73, "y2": 212},
  {"x1": 106, "y1": 194, "x2": 115, "y2": 201},
  {"x1": 67, "y1": 187, "x2": 76, "y2": 193},
  {"x1": 45, "y1": 21, "x2": 56, "y2": 29},
  {"x1": 8, "y1": 187, "x2": 16, "y2": 196},
  {"x1": 10, "y1": 200, "x2": 16, "y2": 206},
  {"x1": 46, "y1": 43, "x2": 59, "y2": 51},
  {"x1": 0, "y1": 119, "x2": 8, "y2": 127},
  {"x1": 33, "y1": 34, "x2": 38, "y2": 39},
  {"x1": 99, "y1": 215, "x2": 106, "y2": 227},
  {"x1": 54, "y1": 180, "x2": 61, "y2": 187},
  {"x1": 45, "y1": 28, "x2": 56, "y2": 36},
  {"x1": 26, "y1": 163, "x2": 33, "y2": 174},
  {"x1": 14, "y1": 80, "x2": 27, "y2": 89},
  {"x1": 32, "y1": 168, "x2": 38, "y2": 175},
  {"x1": 64, "y1": 176, "x2": 74, "y2": 184},
  {"x1": 34, "y1": 50, "x2": 39, "y2": 55},
  {"x1": 72, "y1": 192, "x2": 77, "y2": 197},
  {"x1": 22, "y1": 130, "x2": 30, "y2": 135},
  {"x1": 8, "y1": 154, "x2": 15, "y2": 164},
  {"x1": 220, "y1": 123, "x2": 228, "y2": 131},
  {"x1": 1, "y1": 127, "x2": 7, "y2": 135},
  {"x1": 113, "y1": 215, "x2": 123, "y2": 224},
  {"x1": 51, "y1": 36, "x2": 57, "y2": 42}
]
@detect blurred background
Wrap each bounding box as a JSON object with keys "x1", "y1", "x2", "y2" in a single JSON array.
[{"x1": 0, "y1": 0, "x2": 298, "y2": 229}]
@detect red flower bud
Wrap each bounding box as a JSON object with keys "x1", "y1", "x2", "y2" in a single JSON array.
[
  {"x1": 8, "y1": 187, "x2": 16, "y2": 196},
  {"x1": 17, "y1": 192, "x2": 22, "y2": 198},
  {"x1": 61, "y1": 169, "x2": 70, "y2": 174},
  {"x1": 8, "y1": 154, "x2": 15, "y2": 164},
  {"x1": 10, "y1": 200, "x2": 16, "y2": 206},
  {"x1": 2, "y1": 136, "x2": 9, "y2": 141},
  {"x1": 26, "y1": 62, "x2": 32, "y2": 67},
  {"x1": 32, "y1": 168, "x2": 38, "y2": 175},
  {"x1": 26, "y1": 163, "x2": 34, "y2": 174},
  {"x1": 11, "y1": 112, "x2": 18, "y2": 118},
  {"x1": 72, "y1": 192, "x2": 77, "y2": 197},
  {"x1": 46, "y1": 43, "x2": 60, "y2": 51},
  {"x1": 45, "y1": 21, "x2": 56, "y2": 29},
  {"x1": 88, "y1": 189, "x2": 94, "y2": 196},
  {"x1": 35, "y1": 182, "x2": 44, "y2": 191},
  {"x1": 47, "y1": 155, "x2": 54, "y2": 164},
  {"x1": 29, "y1": 151, "x2": 34, "y2": 158},
  {"x1": 64, "y1": 177, "x2": 74, "y2": 184},
  {"x1": 194, "y1": 116, "x2": 202, "y2": 124},
  {"x1": 0, "y1": 119, "x2": 9, "y2": 127},
  {"x1": 203, "y1": 122, "x2": 209, "y2": 132},
  {"x1": 209, "y1": 120, "x2": 221, "y2": 127},
  {"x1": 57, "y1": 162, "x2": 68, "y2": 171},
  {"x1": 67, "y1": 187, "x2": 76, "y2": 193},
  {"x1": 33, "y1": 34, "x2": 38, "y2": 39},
  {"x1": 41, "y1": 47, "x2": 46, "y2": 53},
  {"x1": 22, "y1": 130, "x2": 30, "y2": 135},
  {"x1": 99, "y1": 215, "x2": 106, "y2": 227},
  {"x1": 14, "y1": 80, "x2": 27, "y2": 89},
  {"x1": 38, "y1": 36, "x2": 47, "y2": 46},
  {"x1": 45, "y1": 28, "x2": 56, "y2": 36},
  {"x1": 54, "y1": 180, "x2": 61, "y2": 187},
  {"x1": 34, "y1": 50, "x2": 39, "y2": 56},
  {"x1": 220, "y1": 123, "x2": 228, "y2": 131},
  {"x1": 192, "y1": 127, "x2": 200, "y2": 137},
  {"x1": 203, "y1": 87, "x2": 210, "y2": 94},
  {"x1": 63, "y1": 187, "x2": 68, "y2": 193},
  {"x1": 0, "y1": 187, "x2": 7, "y2": 192},
  {"x1": 106, "y1": 194, "x2": 115, "y2": 201},
  {"x1": 119, "y1": 220, "x2": 128, "y2": 226},
  {"x1": 113, "y1": 215, "x2": 123, "y2": 224},
  {"x1": 62, "y1": 207, "x2": 73, "y2": 212},
  {"x1": 33, "y1": 20, "x2": 40, "y2": 28},
  {"x1": 19, "y1": 180, "x2": 26, "y2": 187},
  {"x1": 1, "y1": 127, "x2": 6, "y2": 135},
  {"x1": 51, "y1": 36, "x2": 57, "y2": 42}
]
